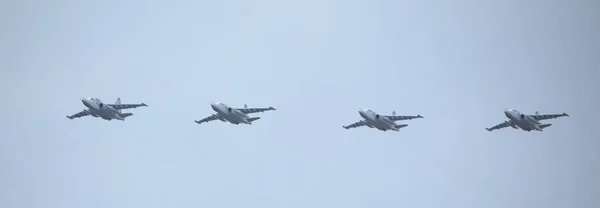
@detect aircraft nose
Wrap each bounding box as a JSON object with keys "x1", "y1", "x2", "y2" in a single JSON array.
[
  {"x1": 211, "y1": 103, "x2": 219, "y2": 111},
  {"x1": 81, "y1": 98, "x2": 92, "y2": 108},
  {"x1": 358, "y1": 110, "x2": 367, "y2": 118},
  {"x1": 504, "y1": 110, "x2": 511, "y2": 117}
]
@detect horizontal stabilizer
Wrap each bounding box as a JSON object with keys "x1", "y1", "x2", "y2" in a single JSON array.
[
  {"x1": 119, "y1": 113, "x2": 133, "y2": 119},
  {"x1": 395, "y1": 124, "x2": 408, "y2": 129},
  {"x1": 539, "y1": 123, "x2": 552, "y2": 129},
  {"x1": 248, "y1": 117, "x2": 260, "y2": 122}
]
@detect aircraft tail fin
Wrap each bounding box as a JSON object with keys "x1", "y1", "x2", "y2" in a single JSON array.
[
  {"x1": 248, "y1": 117, "x2": 260, "y2": 123},
  {"x1": 395, "y1": 124, "x2": 408, "y2": 129},
  {"x1": 115, "y1": 97, "x2": 122, "y2": 113},
  {"x1": 539, "y1": 123, "x2": 552, "y2": 129},
  {"x1": 119, "y1": 113, "x2": 133, "y2": 119}
]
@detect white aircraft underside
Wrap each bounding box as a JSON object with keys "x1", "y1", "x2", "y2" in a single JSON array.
[
  {"x1": 343, "y1": 109, "x2": 423, "y2": 132},
  {"x1": 486, "y1": 109, "x2": 569, "y2": 132},
  {"x1": 195, "y1": 102, "x2": 276, "y2": 125},
  {"x1": 66, "y1": 97, "x2": 148, "y2": 121}
]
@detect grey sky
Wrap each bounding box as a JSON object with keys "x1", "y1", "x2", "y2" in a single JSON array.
[{"x1": 1, "y1": 0, "x2": 599, "y2": 207}]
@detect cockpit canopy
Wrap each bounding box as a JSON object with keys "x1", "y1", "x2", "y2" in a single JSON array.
[{"x1": 87, "y1": 97, "x2": 101, "y2": 102}]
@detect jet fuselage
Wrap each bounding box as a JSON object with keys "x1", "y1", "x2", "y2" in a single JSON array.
[
  {"x1": 81, "y1": 97, "x2": 124, "y2": 121},
  {"x1": 210, "y1": 102, "x2": 251, "y2": 125},
  {"x1": 358, "y1": 109, "x2": 399, "y2": 131},
  {"x1": 504, "y1": 109, "x2": 542, "y2": 131}
]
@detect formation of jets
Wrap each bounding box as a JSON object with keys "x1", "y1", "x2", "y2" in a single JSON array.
[{"x1": 66, "y1": 97, "x2": 570, "y2": 132}]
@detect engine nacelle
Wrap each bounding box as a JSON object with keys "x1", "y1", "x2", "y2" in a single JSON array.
[
  {"x1": 215, "y1": 114, "x2": 227, "y2": 122},
  {"x1": 359, "y1": 120, "x2": 373, "y2": 128},
  {"x1": 375, "y1": 114, "x2": 380, "y2": 119},
  {"x1": 525, "y1": 116, "x2": 540, "y2": 124},
  {"x1": 507, "y1": 121, "x2": 518, "y2": 129},
  {"x1": 85, "y1": 109, "x2": 98, "y2": 117}
]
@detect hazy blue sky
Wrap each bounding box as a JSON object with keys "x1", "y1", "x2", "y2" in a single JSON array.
[{"x1": 1, "y1": 0, "x2": 599, "y2": 207}]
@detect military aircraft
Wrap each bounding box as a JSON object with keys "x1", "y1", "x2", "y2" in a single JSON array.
[
  {"x1": 486, "y1": 109, "x2": 569, "y2": 132},
  {"x1": 343, "y1": 109, "x2": 424, "y2": 132},
  {"x1": 194, "y1": 102, "x2": 276, "y2": 125},
  {"x1": 66, "y1": 97, "x2": 148, "y2": 121}
]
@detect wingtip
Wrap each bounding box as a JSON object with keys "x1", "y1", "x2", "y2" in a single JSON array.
[
  {"x1": 486, "y1": 128, "x2": 491, "y2": 132},
  {"x1": 270, "y1": 107, "x2": 276, "y2": 110},
  {"x1": 563, "y1": 113, "x2": 569, "y2": 116},
  {"x1": 342, "y1": 126, "x2": 348, "y2": 129},
  {"x1": 418, "y1": 114, "x2": 424, "y2": 118},
  {"x1": 141, "y1": 103, "x2": 148, "y2": 107}
]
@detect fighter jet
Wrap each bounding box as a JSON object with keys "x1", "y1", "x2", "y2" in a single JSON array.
[
  {"x1": 343, "y1": 109, "x2": 424, "y2": 132},
  {"x1": 486, "y1": 109, "x2": 569, "y2": 132},
  {"x1": 194, "y1": 102, "x2": 276, "y2": 125},
  {"x1": 66, "y1": 97, "x2": 148, "y2": 121}
]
